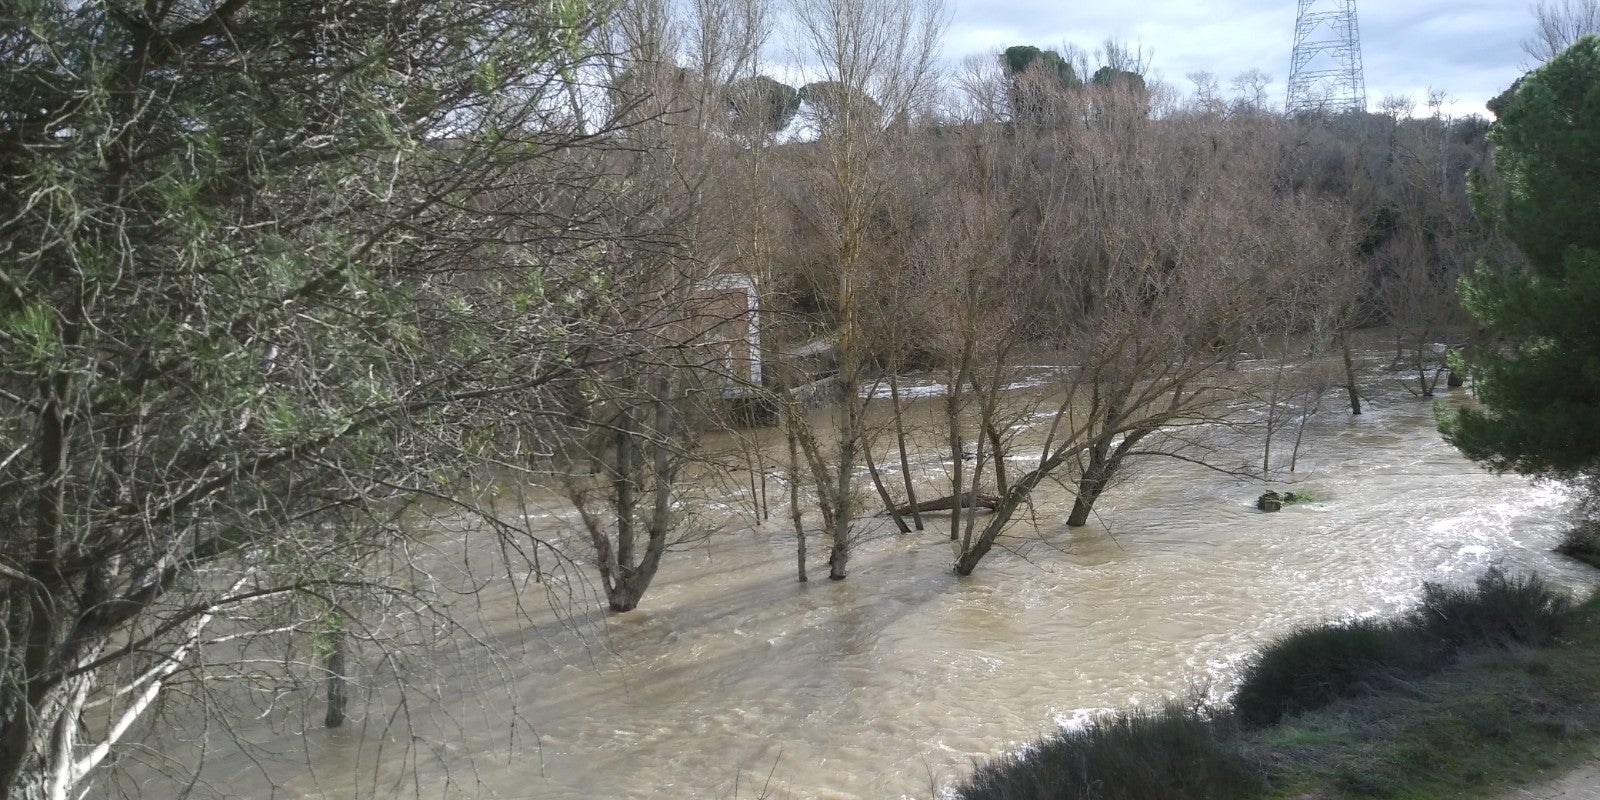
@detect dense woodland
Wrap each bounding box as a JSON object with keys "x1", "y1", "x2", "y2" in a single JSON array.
[{"x1": 1, "y1": 0, "x2": 1593, "y2": 797}]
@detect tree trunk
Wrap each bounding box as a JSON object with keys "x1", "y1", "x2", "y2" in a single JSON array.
[
  {"x1": 828, "y1": 400, "x2": 856, "y2": 581},
  {"x1": 1415, "y1": 347, "x2": 1436, "y2": 397},
  {"x1": 893, "y1": 492, "x2": 1000, "y2": 514},
  {"x1": 961, "y1": 413, "x2": 989, "y2": 553},
  {"x1": 1289, "y1": 386, "x2": 1322, "y2": 472},
  {"x1": 607, "y1": 579, "x2": 645, "y2": 613},
  {"x1": 788, "y1": 428, "x2": 808, "y2": 582},
  {"x1": 863, "y1": 437, "x2": 911, "y2": 533},
  {"x1": 945, "y1": 339, "x2": 975, "y2": 543},
  {"x1": 887, "y1": 371, "x2": 923, "y2": 530},
  {"x1": 1340, "y1": 330, "x2": 1362, "y2": 415},
  {"x1": 789, "y1": 405, "x2": 836, "y2": 534},
  {"x1": 827, "y1": 519, "x2": 850, "y2": 580},
  {"x1": 324, "y1": 626, "x2": 348, "y2": 728},
  {"x1": 1066, "y1": 428, "x2": 1149, "y2": 529},
  {"x1": 1066, "y1": 449, "x2": 1108, "y2": 528},
  {"x1": 971, "y1": 374, "x2": 1009, "y2": 496},
  {"x1": 610, "y1": 389, "x2": 677, "y2": 612},
  {"x1": 1, "y1": 671, "x2": 94, "y2": 800},
  {"x1": 953, "y1": 442, "x2": 1089, "y2": 575},
  {"x1": 613, "y1": 409, "x2": 637, "y2": 569}
]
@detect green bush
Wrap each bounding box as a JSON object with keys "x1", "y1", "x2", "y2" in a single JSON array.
[
  {"x1": 1235, "y1": 569, "x2": 1572, "y2": 729},
  {"x1": 954, "y1": 703, "x2": 1261, "y2": 800},
  {"x1": 1409, "y1": 567, "x2": 1571, "y2": 648},
  {"x1": 1232, "y1": 617, "x2": 1443, "y2": 728},
  {"x1": 1555, "y1": 518, "x2": 1600, "y2": 569}
]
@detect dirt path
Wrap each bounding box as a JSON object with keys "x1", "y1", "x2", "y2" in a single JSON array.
[{"x1": 1499, "y1": 764, "x2": 1600, "y2": 799}]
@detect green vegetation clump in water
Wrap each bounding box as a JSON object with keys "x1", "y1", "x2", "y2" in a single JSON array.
[
  {"x1": 955, "y1": 569, "x2": 1600, "y2": 800},
  {"x1": 1557, "y1": 518, "x2": 1600, "y2": 570},
  {"x1": 1256, "y1": 491, "x2": 1316, "y2": 511}
]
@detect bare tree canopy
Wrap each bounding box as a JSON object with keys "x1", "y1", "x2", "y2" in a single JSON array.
[{"x1": 1525, "y1": 0, "x2": 1600, "y2": 61}]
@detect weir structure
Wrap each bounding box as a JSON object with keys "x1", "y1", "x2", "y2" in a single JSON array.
[{"x1": 1286, "y1": 0, "x2": 1367, "y2": 114}]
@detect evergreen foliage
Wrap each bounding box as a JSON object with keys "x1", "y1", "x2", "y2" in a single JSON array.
[
  {"x1": 725, "y1": 75, "x2": 802, "y2": 135},
  {"x1": 1445, "y1": 35, "x2": 1600, "y2": 478},
  {"x1": 1091, "y1": 66, "x2": 1146, "y2": 94},
  {"x1": 1001, "y1": 45, "x2": 1081, "y2": 88},
  {"x1": 799, "y1": 80, "x2": 882, "y2": 128}
]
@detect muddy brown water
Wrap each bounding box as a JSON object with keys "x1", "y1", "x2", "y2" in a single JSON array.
[{"x1": 114, "y1": 367, "x2": 1599, "y2": 800}]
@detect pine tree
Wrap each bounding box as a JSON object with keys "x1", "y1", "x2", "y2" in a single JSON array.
[{"x1": 1445, "y1": 35, "x2": 1600, "y2": 478}]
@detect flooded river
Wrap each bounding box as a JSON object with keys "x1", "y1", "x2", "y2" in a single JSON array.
[{"x1": 117, "y1": 366, "x2": 1598, "y2": 800}]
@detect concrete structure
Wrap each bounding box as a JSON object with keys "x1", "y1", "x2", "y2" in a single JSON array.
[{"x1": 689, "y1": 273, "x2": 762, "y2": 395}]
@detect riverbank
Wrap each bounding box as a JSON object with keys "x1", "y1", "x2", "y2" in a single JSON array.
[
  {"x1": 957, "y1": 570, "x2": 1600, "y2": 800},
  {"x1": 1496, "y1": 763, "x2": 1600, "y2": 800}
]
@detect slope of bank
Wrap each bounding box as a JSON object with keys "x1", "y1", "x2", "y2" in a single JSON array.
[
  {"x1": 1497, "y1": 763, "x2": 1600, "y2": 800},
  {"x1": 956, "y1": 571, "x2": 1600, "y2": 800}
]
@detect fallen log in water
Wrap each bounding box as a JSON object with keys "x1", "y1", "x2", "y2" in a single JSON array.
[{"x1": 892, "y1": 492, "x2": 1001, "y2": 515}]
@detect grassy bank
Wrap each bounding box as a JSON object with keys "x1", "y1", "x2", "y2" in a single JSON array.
[{"x1": 956, "y1": 569, "x2": 1600, "y2": 800}]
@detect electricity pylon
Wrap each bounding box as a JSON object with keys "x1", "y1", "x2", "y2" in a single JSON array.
[{"x1": 1287, "y1": 0, "x2": 1367, "y2": 114}]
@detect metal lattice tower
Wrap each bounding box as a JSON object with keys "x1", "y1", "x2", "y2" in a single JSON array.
[{"x1": 1287, "y1": 0, "x2": 1367, "y2": 114}]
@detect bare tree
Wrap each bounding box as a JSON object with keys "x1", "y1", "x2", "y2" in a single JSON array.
[
  {"x1": 784, "y1": 0, "x2": 946, "y2": 579},
  {"x1": 1230, "y1": 68, "x2": 1275, "y2": 113},
  {"x1": 946, "y1": 86, "x2": 1332, "y2": 573},
  {"x1": 1525, "y1": 0, "x2": 1600, "y2": 62},
  {"x1": 1371, "y1": 106, "x2": 1485, "y2": 397},
  {"x1": 544, "y1": 0, "x2": 778, "y2": 613}
]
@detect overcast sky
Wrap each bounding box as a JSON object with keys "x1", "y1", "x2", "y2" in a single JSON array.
[{"x1": 942, "y1": 0, "x2": 1536, "y2": 117}]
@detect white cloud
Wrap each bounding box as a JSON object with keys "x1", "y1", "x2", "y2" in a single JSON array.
[{"x1": 937, "y1": 0, "x2": 1532, "y2": 117}]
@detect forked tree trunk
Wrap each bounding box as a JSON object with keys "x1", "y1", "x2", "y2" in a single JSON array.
[
  {"x1": 610, "y1": 391, "x2": 676, "y2": 612},
  {"x1": 1066, "y1": 448, "x2": 1109, "y2": 528},
  {"x1": 1415, "y1": 348, "x2": 1436, "y2": 397},
  {"x1": 1066, "y1": 428, "x2": 1151, "y2": 529},
  {"x1": 954, "y1": 458, "x2": 1065, "y2": 575}
]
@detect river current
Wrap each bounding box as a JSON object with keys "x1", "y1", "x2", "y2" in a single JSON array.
[{"x1": 114, "y1": 356, "x2": 1599, "y2": 800}]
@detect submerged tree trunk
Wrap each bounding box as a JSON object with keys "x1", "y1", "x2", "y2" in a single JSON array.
[
  {"x1": 864, "y1": 437, "x2": 911, "y2": 533},
  {"x1": 893, "y1": 492, "x2": 1001, "y2": 514},
  {"x1": 1415, "y1": 347, "x2": 1437, "y2": 397},
  {"x1": 953, "y1": 446, "x2": 1084, "y2": 575},
  {"x1": 324, "y1": 624, "x2": 348, "y2": 728},
  {"x1": 887, "y1": 371, "x2": 923, "y2": 531},
  {"x1": 575, "y1": 386, "x2": 679, "y2": 614},
  {"x1": 961, "y1": 410, "x2": 991, "y2": 552},
  {"x1": 1340, "y1": 330, "x2": 1362, "y2": 415},
  {"x1": 788, "y1": 427, "x2": 808, "y2": 582},
  {"x1": 1066, "y1": 452, "x2": 1109, "y2": 528},
  {"x1": 1066, "y1": 426, "x2": 1152, "y2": 529},
  {"x1": 614, "y1": 389, "x2": 677, "y2": 611},
  {"x1": 789, "y1": 403, "x2": 837, "y2": 536},
  {"x1": 945, "y1": 339, "x2": 975, "y2": 543},
  {"x1": 1289, "y1": 386, "x2": 1322, "y2": 472},
  {"x1": 828, "y1": 385, "x2": 857, "y2": 580}
]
